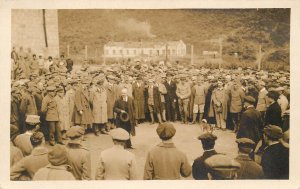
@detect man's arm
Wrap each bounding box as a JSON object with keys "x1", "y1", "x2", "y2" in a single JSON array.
[{"x1": 143, "y1": 152, "x2": 154, "y2": 180}]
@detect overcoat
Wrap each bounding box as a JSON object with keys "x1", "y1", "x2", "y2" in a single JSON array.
[
  {"x1": 90, "y1": 86, "x2": 108, "y2": 124},
  {"x1": 74, "y1": 86, "x2": 93, "y2": 125},
  {"x1": 33, "y1": 165, "x2": 75, "y2": 180},
  {"x1": 132, "y1": 82, "x2": 146, "y2": 119},
  {"x1": 55, "y1": 95, "x2": 70, "y2": 131},
  {"x1": 106, "y1": 84, "x2": 118, "y2": 119}
]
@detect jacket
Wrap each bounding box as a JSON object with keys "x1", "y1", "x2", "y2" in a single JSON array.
[
  {"x1": 144, "y1": 142, "x2": 191, "y2": 180},
  {"x1": 192, "y1": 149, "x2": 218, "y2": 180},
  {"x1": 95, "y1": 145, "x2": 138, "y2": 180},
  {"x1": 235, "y1": 154, "x2": 264, "y2": 179},
  {"x1": 41, "y1": 94, "x2": 59, "y2": 121},
  {"x1": 10, "y1": 146, "x2": 49, "y2": 180},
  {"x1": 33, "y1": 164, "x2": 75, "y2": 180}
]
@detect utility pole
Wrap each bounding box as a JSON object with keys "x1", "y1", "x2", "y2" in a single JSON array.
[
  {"x1": 165, "y1": 44, "x2": 168, "y2": 62},
  {"x1": 85, "y1": 45, "x2": 88, "y2": 60},
  {"x1": 191, "y1": 44, "x2": 194, "y2": 64},
  {"x1": 219, "y1": 37, "x2": 223, "y2": 69},
  {"x1": 257, "y1": 44, "x2": 262, "y2": 71},
  {"x1": 67, "y1": 45, "x2": 70, "y2": 57}
]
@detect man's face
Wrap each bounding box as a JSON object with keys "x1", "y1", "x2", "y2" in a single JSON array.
[
  {"x1": 33, "y1": 56, "x2": 36, "y2": 60},
  {"x1": 48, "y1": 91, "x2": 55, "y2": 96},
  {"x1": 167, "y1": 76, "x2": 172, "y2": 81}
]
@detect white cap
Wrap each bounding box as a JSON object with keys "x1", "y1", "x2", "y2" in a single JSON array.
[{"x1": 109, "y1": 128, "x2": 129, "y2": 141}]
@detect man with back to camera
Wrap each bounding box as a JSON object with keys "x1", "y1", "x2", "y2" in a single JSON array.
[{"x1": 192, "y1": 133, "x2": 218, "y2": 180}]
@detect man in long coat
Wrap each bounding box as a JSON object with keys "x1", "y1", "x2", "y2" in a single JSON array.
[
  {"x1": 132, "y1": 76, "x2": 146, "y2": 124},
  {"x1": 106, "y1": 76, "x2": 118, "y2": 129},
  {"x1": 90, "y1": 78, "x2": 108, "y2": 135},
  {"x1": 237, "y1": 96, "x2": 263, "y2": 144},
  {"x1": 113, "y1": 88, "x2": 136, "y2": 149},
  {"x1": 74, "y1": 80, "x2": 93, "y2": 130},
  {"x1": 163, "y1": 73, "x2": 177, "y2": 121},
  {"x1": 265, "y1": 91, "x2": 282, "y2": 127}
]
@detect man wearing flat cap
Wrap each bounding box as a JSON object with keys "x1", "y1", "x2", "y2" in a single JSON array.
[
  {"x1": 255, "y1": 80, "x2": 268, "y2": 122},
  {"x1": 66, "y1": 126, "x2": 91, "y2": 180},
  {"x1": 235, "y1": 138, "x2": 263, "y2": 179},
  {"x1": 74, "y1": 79, "x2": 94, "y2": 131},
  {"x1": 164, "y1": 72, "x2": 178, "y2": 122},
  {"x1": 261, "y1": 125, "x2": 289, "y2": 179},
  {"x1": 41, "y1": 86, "x2": 63, "y2": 146},
  {"x1": 132, "y1": 76, "x2": 146, "y2": 124},
  {"x1": 204, "y1": 154, "x2": 241, "y2": 180},
  {"x1": 176, "y1": 76, "x2": 191, "y2": 124},
  {"x1": 144, "y1": 123, "x2": 191, "y2": 180},
  {"x1": 95, "y1": 128, "x2": 138, "y2": 180},
  {"x1": 276, "y1": 87, "x2": 289, "y2": 117},
  {"x1": 237, "y1": 95, "x2": 263, "y2": 144},
  {"x1": 33, "y1": 144, "x2": 75, "y2": 180},
  {"x1": 14, "y1": 115, "x2": 40, "y2": 156},
  {"x1": 11, "y1": 132, "x2": 49, "y2": 181},
  {"x1": 10, "y1": 124, "x2": 23, "y2": 167},
  {"x1": 265, "y1": 91, "x2": 282, "y2": 127},
  {"x1": 192, "y1": 133, "x2": 218, "y2": 180}
]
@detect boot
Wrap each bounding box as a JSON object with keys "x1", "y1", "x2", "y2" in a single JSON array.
[
  {"x1": 157, "y1": 113, "x2": 162, "y2": 124},
  {"x1": 105, "y1": 123, "x2": 110, "y2": 132},
  {"x1": 150, "y1": 113, "x2": 155, "y2": 124},
  {"x1": 191, "y1": 113, "x2": 197, "y2": 124},
  {"x1": 93, "y1": 124, "x2": 99, "y2": 136}
]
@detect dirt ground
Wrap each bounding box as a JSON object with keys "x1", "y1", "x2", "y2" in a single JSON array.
[{"x1": 78, "y1": 122, "x2": 238, "y2": 180}]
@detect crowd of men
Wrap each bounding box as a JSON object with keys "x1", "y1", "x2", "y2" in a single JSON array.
[{"x1": 10, "y1": 46, "x2": 290, "y2": 180}]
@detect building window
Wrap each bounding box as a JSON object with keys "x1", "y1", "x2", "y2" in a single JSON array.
[
  {"x1": 134, "y1": 50, "x2": 136, "y2": 55},
  {"x1": 162, "y1": 50, "x2": 165, "y2": 55},
  {"x1": 113, "y1": 49, "x2": 115, "y2": 55},
  {"x1": 127, "y1": 50, "x2": 129, "y2": 55},
  {"x1": 172, "y1": 50, "x2": 176, "y2": 55}
]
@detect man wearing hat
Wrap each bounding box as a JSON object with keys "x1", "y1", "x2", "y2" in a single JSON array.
[
  {"x1": 255, "y1": 80, "x2": 268, "y2": 121},
  {"x1": 66, "y1": 126, "x2": 91, "y2": 180},
  {"x1": 19, "y1": 83, "x2": 38, "y2": 132},
  {"x1": 204, "y1": 154, "x2": 241, "y2": 180},
  {"x1": 265, "y1": 91, "x2": 282, "y2": 127},
  {"x1": 192, "y1": 133, "x2": 218, "y2": 180},
  {"x1": 14, "y1": 115, "x2": 40, "y2": 156},
  {"x1": 132, "y1": 76, "x2": 146, "y2": 124},
  {"x1": 144, "y1": 123, "x2": 191, "y2": 179},
  {"x1": 95, "y1": 128, "x2": 138, "y2": 180},
  {"x1": 10, "y1": 124, "x2": 23, "y2": 167},
  {"x1": 164, "y1": 72, "x2": 178, "y2": 122},
  {"x1": 191, "y1": 76, "x2": 207, "y2": 125},
  {"x1": 261, "y1": 125, "x2": 289, "y2": 179},
  {"x1": 276, "y1": 86, "x2": 289, "y2": 116},
  {"x1": 146, "y1": 78, "x2": 163, "y2": 124},
  {"x1": 74, "y1": 79, "x2": 94, "y2": 131},
  {"x1": 176, "y1": 76, "x2": 191, "y2": 124},
  {"x1": 113, "y1": 88, "x2": 136, "y2": 148},
  {"x1": 237, "y1": 95, "x2": 263, "y2": 144},
  {"x1": 33, "y1": 144, "x2": 75, "y2": 180},
  {"x1": 65, "y1": 80, "x2": 78, "y2": 127},
  {"x1": 11, "y1": 132, "x2": 49, "y2": 180},
  {"x1": 11, "y1": 85, "x2": 22, "y2": 132},
  {"x1": 41, "y1": 86, "x2": 63, "y2": 146},
  {"x1": 106, "y1": 75, "x2": 118, "y2": 130},
  {"x1": 235, "y1": 138, "x2": 263, "y2": 179}
]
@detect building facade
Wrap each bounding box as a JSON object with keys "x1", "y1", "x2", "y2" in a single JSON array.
[{"x1": 104, "y1": 40, "x2": 186, "y2": 58}]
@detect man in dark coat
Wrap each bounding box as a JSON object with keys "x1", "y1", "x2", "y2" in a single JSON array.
[
  {"x1": 235, "y1": 138, "x2": 264, "y2": 179},
  {"x1": 192, "y1": 133, "x2": 218, "y2": 180},
  {"x1": 74, "y1": 80, "x2": 94, "y2": 129},
  {"x1": 132, "y1": 76, "x2": 146, "y2": 124},
  {"x1": 265, "y1": 91, "x2": 282, "y2": 127},
  {"x1": 261, "y1": 125, "x2": 289, "y2": 179},
  {"x1": 164, "y1": 73, "x2": 177, "y2": 121},
  {"x1": 113, "y1": 88, "x2": 136, "y2": 148},
  {"x1": 237, "y1": 95, "x2": 263, "y2": 144}
]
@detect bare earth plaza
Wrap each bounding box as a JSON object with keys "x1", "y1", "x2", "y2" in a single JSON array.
[{"x1": 9, "y1": 9, "x2": 290, "y2": 180}]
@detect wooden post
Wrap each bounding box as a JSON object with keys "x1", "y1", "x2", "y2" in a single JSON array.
[
  {"x1": 103, "y1": 53, "x2": 106, "y2": 65},
  {"x1": 67, "y1": 45, "x2": 70, "y2": 57},
  {"x1": 258, "y1": 45, "x2": 262, "y2": 71},
  {"x1": 85, "y1": 45, "x2": 88, "y2": 60},
  {"x1": 191, "y1": 44, "x2": 194, "y2": 64},
  {"x1": 165, "y1": 44, "x2": 168, "y2": 62},
  {"x1": 95, "y1": 48, "x2": 98, "y2": 59},
  {"x1": 219, "y1": 38, "x2": 223, "y2": 69}
]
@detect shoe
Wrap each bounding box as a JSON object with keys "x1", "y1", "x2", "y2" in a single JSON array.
[
  {"x1": 57, "y1": 141, "x2": 65, "y2": 145},
  {"x1": 94, "y1": 131, "x2": 99, "y2": 136},
  {"x1": 100, "y1": 130, "x2": 108, "y2": 135},
  {"x1": 49, "y1": 141, "x2": 55, "y2": 146}
]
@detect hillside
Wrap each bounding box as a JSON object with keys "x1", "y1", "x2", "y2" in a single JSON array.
[{"x1": 57, "y1": 9, "x2": 290, "y2": 65}]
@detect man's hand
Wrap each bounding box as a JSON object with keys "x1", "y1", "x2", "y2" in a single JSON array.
[
  {"x1": 121, "y1": 110, "x2": 126, "y2": 113},
  {"x1": 79, "y1": 110, "x2": 83, "y2": 115}
]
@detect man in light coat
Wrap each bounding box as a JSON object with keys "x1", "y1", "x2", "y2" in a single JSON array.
[
  {"x1": 144, "y1": 123, "x2": 191, "y2": 179},
  {"x1": 66, "y1": 126, "x2": 91, "y2": 180},
  {"x1": 95, "y1": 128, "x2": 138, "y2": 180},
  {"x1": 176, "y1": 76, "x2": 191, "y2": 124}
]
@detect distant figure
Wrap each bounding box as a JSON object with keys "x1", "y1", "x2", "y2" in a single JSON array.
[
  {"x1": 144, "y1": 123, "x2": 191, "y2": 180},
  {"x1": 192, "y1": 133, "x2": 218, "y2": 180},
  {"x1": 95, "y1": 128, "x2": 138, "y2": 180}
]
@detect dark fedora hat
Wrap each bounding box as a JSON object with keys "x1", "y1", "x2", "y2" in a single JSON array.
[{"x1": 120, "y1": 111, "x2": 130, "y2": 122}]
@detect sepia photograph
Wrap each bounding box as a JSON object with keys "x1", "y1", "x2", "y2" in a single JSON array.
[
  {"x1": 8, "y1": 8, "x2": 291, "y2": 181},
  {"x1": 1, "y1": 1, "x2": 300, "y2": 188}
]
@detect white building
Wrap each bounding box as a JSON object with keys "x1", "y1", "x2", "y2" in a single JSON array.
[{"x1": 104, "y1": 40, "x2": 186, "y2": 58}]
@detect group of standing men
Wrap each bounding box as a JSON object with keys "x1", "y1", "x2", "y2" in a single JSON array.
[{"x1": 10, "y1": 47, "x2": 290, "y2": 180}]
